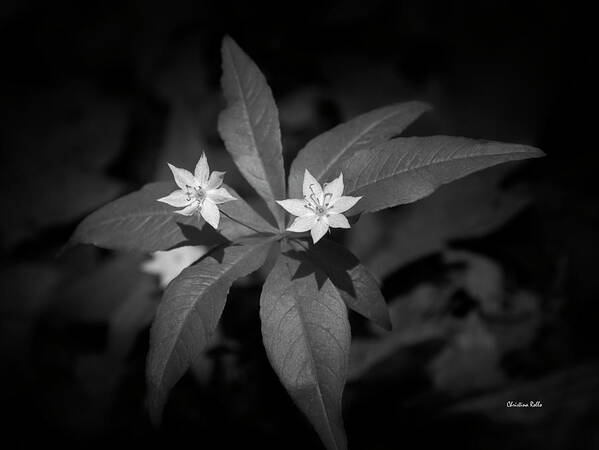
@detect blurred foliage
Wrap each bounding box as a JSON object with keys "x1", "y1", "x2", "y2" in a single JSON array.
[{"x1": 0, "y1": 1, "x2": 596, "y2": 449}]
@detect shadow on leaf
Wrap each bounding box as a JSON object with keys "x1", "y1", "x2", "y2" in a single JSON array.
[
  {"x1": 285, "y1": 242, "x2": 357, "y2": 298},
  {"x1": 171, "y1": 222, "x2": 228, "y2": 250}
]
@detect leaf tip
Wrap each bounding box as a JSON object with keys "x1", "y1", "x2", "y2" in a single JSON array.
[
  {"x1": 515, "y1": 144, "x2": 545, "y2": 161},
  {"x1": 415, "y1": 99, "x2": 434, "y2": 112},
  {"x1": 221, "y1": 34, "x2": 240, "y2": 56},
  {"x1": 66, "y1": 221, "x2": 89, "y2": 249},
  {"x1": 377, "y1": 310, "x2": 393, "y2": 332}
]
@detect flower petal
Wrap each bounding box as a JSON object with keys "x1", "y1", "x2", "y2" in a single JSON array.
[
  {"x1": 287, "y1": 214, "x2": 317, "y2": 233},
  {"x1": 303, "y1": 169, "x2": 323, "y2": 201},
  {"x1": 276, "y1": 199, "x2": 310, "y2": 217},
  {"x1": 206, "y1": 171, "x2": 225, "y2": 190},
  {"x1": 200, "y1": 199, "x2": 220, "y2": 229},
  {"x1": 323, "y1": 173, "x2": 344, "y2": 204},
  {"x1": 194, "y1": 153, "x2": 210, "y2": 186},
  {"x1": 174, "y1": 202, "x2": 199, "y2": 216},
  {"x1": 310, "y1": 218, "x2": 329, "y2": 243},
  {"x1": 157, "y1": 189, "x2": 192, "y2": 208},
  {"x1": 329, "y1": 195, "x2": 362, "y2": 214},
  {"x1": 207, "y1": 187, "x2": 237, "y2": 204},
  {"x1": 168, "y1": 163, "x2": 197, "y2": 190},
  {"x1": 326, "y1": 213, "x2": 351, "y2": 229}
]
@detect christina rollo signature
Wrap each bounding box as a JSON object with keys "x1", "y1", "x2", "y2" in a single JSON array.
[{"x1": 506, "y1": 401, "x2": 543, "y2": 408}]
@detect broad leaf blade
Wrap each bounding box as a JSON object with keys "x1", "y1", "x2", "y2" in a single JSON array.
[
  {"x1": 341, "y1": 136, "x2": 544, "y2": 214},
  {"x1": 218, "y1": 36, "x2": 286, "y2": 229},
  {"x1": 260, "y1": 254, "x2": 350, "y2": 450},
  {"x1": 289, "y1": 101, "x2": 431, "y2": 198},
  {"x1": 291, "y1": 240, "x2": 391, "y2": 330},
  {"x1": 71, "y1": 182, "x2": 276, "y2": 252},
  {"x1": 147, "y1": 238, "x2": 273, "y2": 423}
]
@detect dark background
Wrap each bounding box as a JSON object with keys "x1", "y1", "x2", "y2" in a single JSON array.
[{"x1": 1, "y1": 1, "x2": 597, "y2": 449}]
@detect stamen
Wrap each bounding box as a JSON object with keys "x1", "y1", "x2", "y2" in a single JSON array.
[{"x1": 302, "y1": 196, "x2": 315, "y2": 212}]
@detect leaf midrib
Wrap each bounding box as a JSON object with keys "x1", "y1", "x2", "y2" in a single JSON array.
[
  {"x1": 347, "y1": 146, "x2": 539, "y2": 193},
  {"x1": 282, "y1": 259, "x2": 341, "y2": 450},
  {"x1": 81, "y1": 209, "x2": 183, "y2": 232},
  {"x1": 224, "y1": 43, "x2": 284, "y2": 226}
]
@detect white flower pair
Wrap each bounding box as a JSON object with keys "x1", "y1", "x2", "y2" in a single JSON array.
[{"x1": 159, "y1": 154, "x2": 361, "y2": 243}]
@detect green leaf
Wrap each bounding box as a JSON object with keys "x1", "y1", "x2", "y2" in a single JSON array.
[
  {"x1": 289, "y1": 239, "x2": 391, "y2": 330},
  {"x1": 147, "y1": 237, "x2": 274, "y2": 423},
  {"x1": 71, "y1": 182, "x2": 277, "y2": 252},
  {"x1": 218, "y1": 36, "x2": 286, "y2": 229},
  {"x1": 289, "y1": 101, "x2": 431, "y2": 198},
  {"x1": 341, "y1": 136, "x2": 544, "y2": 214},
  {"x1": 260, "y1": 254, "x2": 350, "y2": 450}
]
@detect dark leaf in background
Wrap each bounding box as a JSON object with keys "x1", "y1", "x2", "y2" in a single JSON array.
[
  {"x1": 348, "y1": 164, "x2": 534, "y2": 279},
  {"x1": 0, "y1": 263, "x2": 63, "y2": 317},
  {"x1": 341, "y1": 136, "x2": 544, "y2": 214},
  {"x1": 218, "y1": 36, "x2": 286, "y2": 229},
  {"x1": 107, "y1": 276, "x2": 158, "y2": 359},
  {"x1": 51, "y1": 254, "x2": 147, "y2": 322},
  {"x1": 0, "y1": 263, "x2": 63, "y2": 378},
  {"x1": 349, "y1": 283, "x2": 455, "y2": 381},
  {"x1": 0, "y1": 165, "x2": 124, "y2": 250},
  {"x1": 348, "y1": 247, "x2": 544, "y2": 387},
  {"x1": 289, "y1": 101, "x2": 431, "y2": 198},
  {"x1": 147, "y1": 238, "x2": 273, "y2": 423},
  {"x1": 260, "y1": 254, "x2": 350, "y2": 450},
  {"x1": 429, "y1": 312, "x2": 506, "y2": 395}
]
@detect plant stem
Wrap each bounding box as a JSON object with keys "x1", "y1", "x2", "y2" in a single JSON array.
[{"x1": 219, "y1": 210, "x2": 266, "y2": 235}]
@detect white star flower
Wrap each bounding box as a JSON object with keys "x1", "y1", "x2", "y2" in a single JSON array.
[
  {"x1": 158, "y1": 153, "x2": 236, "y2": 229},
  {"x1": 276, "y1": 169, "x2": 362, "y2": 244}
]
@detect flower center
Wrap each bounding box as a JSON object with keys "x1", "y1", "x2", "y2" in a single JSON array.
[
  {"x1": 314, "y1": 204, "x2": 327, "y2": 216},
  {"x1": 187, "y1": 185, "x2": 206, "y2": 204},
  {"x1": 304, "y1": 184, "x2": 332, "y2": 218}
]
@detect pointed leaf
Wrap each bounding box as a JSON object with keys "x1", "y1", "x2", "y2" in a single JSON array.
[
  {"x1": 71, "y1": 182, "x2": 277, "y2": 252},
  {"x1": 341, "y1": 136, "x2": 544, "y2": 214},
  {"x1": 260, "y1": 254, "x2": 350, "y2": 450},
  {"x1": 290, "y1": 240, "x2": 390, "y2": 330},
  {"x1": 289, "y1": 101, "x2": 431, "y2": 198},
  {"x1": 147, "y1": 238, "x2": 273, "y2": 423},
  {"x1": 218, "y1": 36, "x2": 286, "y2": 229}
]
